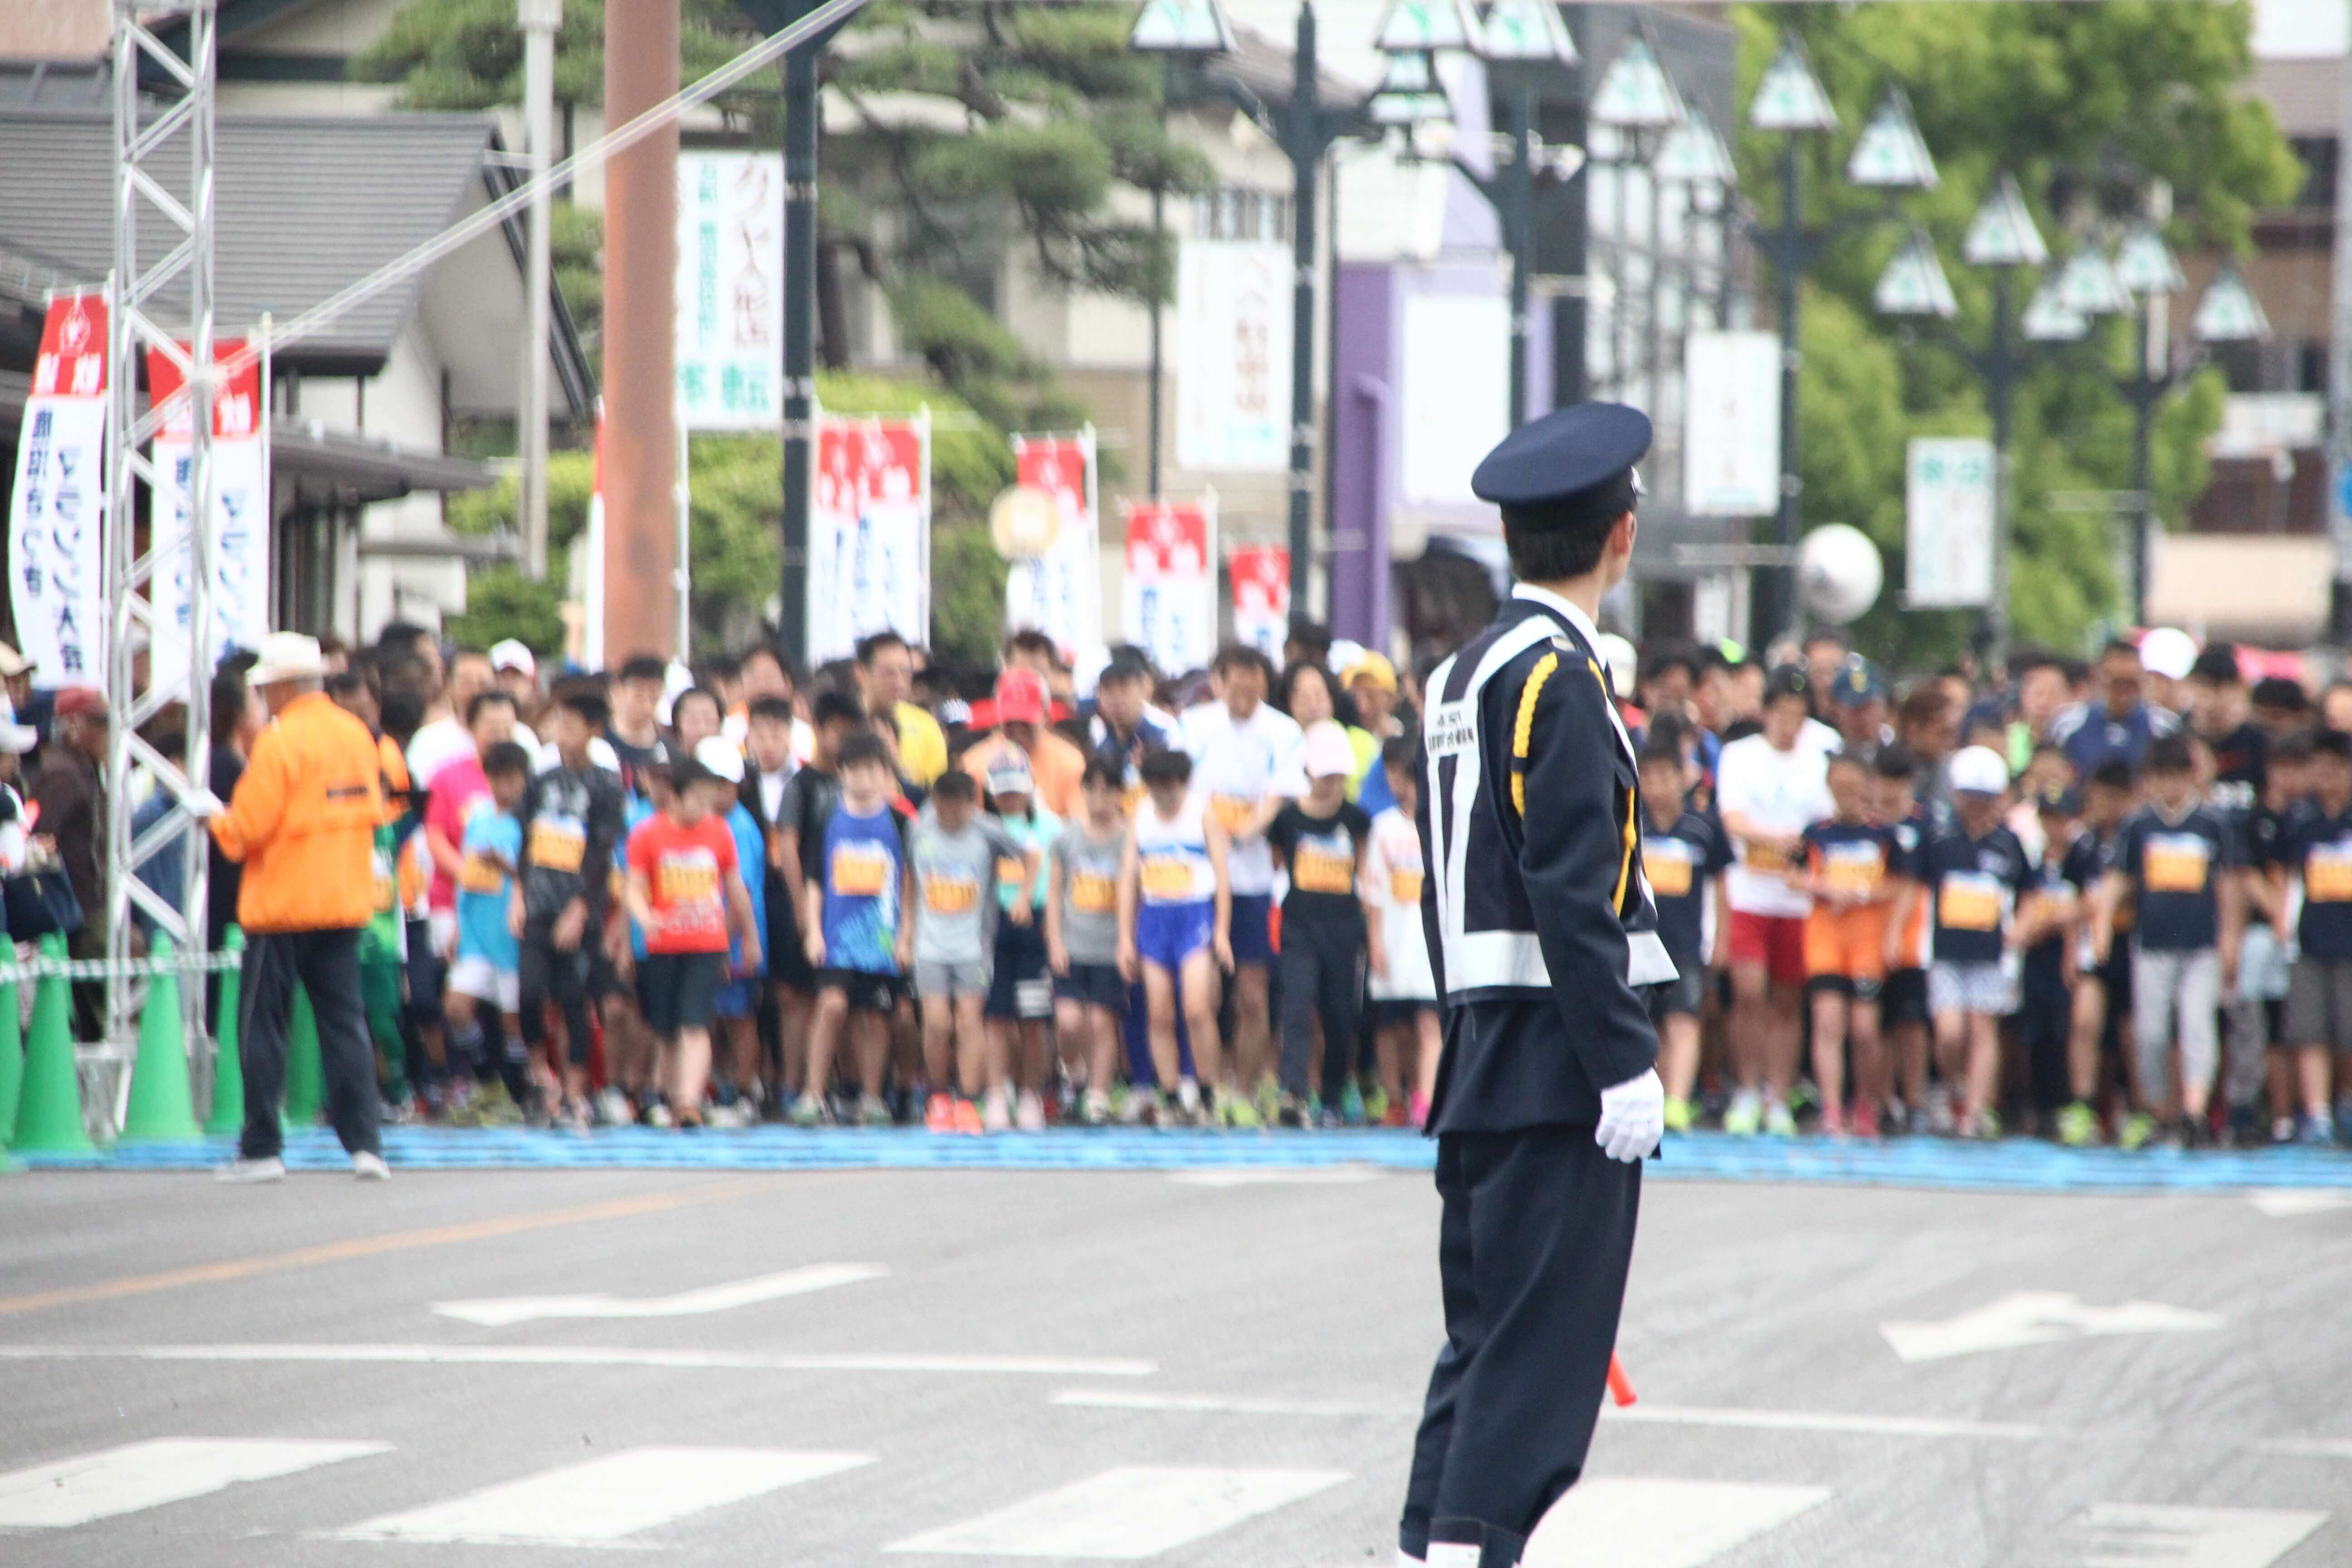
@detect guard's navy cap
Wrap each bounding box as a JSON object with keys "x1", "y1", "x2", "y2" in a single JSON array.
[{"x1": 1471, "y1": 402, "x2": 1652, "y2": 527}]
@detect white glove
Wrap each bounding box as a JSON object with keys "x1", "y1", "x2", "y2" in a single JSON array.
[{"x1": 1595, "y1": 1068, "x2": 1665, "y2": 1162}]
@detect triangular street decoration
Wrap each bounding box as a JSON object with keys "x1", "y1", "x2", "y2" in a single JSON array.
[
  {"x1": 2021, "y1": 275, "x2": 2087, "y2": 343},
  {"x1": 1844, "y1": 87, "x2": 1937, "y2": 190},
  {"x1": 1479, "y1": 0, "x2": 1576, "y2": 66},
  {"x1": 1749, "y1": 31, "x2": 1838, "y2": 132},
  {"x1": 1370, "y1": 50, "x2": 1452, "y2": 126},
  {"x1": 2192, "y1": 264, "x2": 2270, "y2": 344},
  {"x1": 1962, "y1": 172, "x2": 2047, "y2": 268},
  {"x1": 1374, "y1": 0, "x2": 1480, "y2": 56},
  {"x1": 1591, "y1": 34, "x2": 1683, "y2": 130},
  {"x1": 1129, "y1": 0, "x2": 1234, "y2": 54},
  {"x1": 1656, "y1": 107, "x2": 1735, "y2": 185},
  {"x1": 2050, "y1": 247, "x2": 2130, "y2": 317},
  {"x1": 2112, "y1": 223, "x2": 2185, "y2": 296},
  {"x1": 1872, "y1": 229, "x2": 1958, "y2": 319}
]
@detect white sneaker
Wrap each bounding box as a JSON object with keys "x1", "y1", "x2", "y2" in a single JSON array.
[
  {"x1": 1176, "y1": 1077, "x2": 1203, "y2": 1119},
  {"x1": 981, "y1": 1089, "x2": 1012, "y2": 1134},
  {"x1": 215, "y1": 1156, "x2": 285, "y2": 1183},
  {"x1": 595, "y1": 1086, "x2": 633, "y2": 1126},
  {"x1": 1014, "y1": 1089, "x2": 1046, "y2": 1133},
  {"x1": 351, "y1": 1151, "x2": 391, "y2": 1181}
]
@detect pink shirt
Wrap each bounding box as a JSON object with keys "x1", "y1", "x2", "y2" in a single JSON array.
[{"x1": 424, "y1": 756, "x2": 489, "y2": 912}]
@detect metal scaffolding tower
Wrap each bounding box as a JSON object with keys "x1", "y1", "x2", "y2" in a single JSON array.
[{"x1": 104, "y1": 0, "x2": 219, "y2": 1063}]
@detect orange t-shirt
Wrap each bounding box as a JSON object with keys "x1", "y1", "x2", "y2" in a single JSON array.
[{"x1": 627, "y1": 813, "x2": 739, "y2": 955}]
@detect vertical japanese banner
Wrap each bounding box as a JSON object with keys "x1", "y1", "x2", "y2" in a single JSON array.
[
  {"x1": 1176, "y1": 241, "x2": 1289, "y2": 471},
  {"x1": 676, "y1": 150, "x2": 784, "y2": 431},
  {"x1": 1005, "y1": 431, "x2": 1099, "y2": 661},
  {"x1": 1229, "y1": 544, "x2": 1289, "y2": 661},
  {"x1": 7, "y1": 292, "x2": 109, "y2": 688},
  {"x1": 147, "y1": 340, "x2": 270, "y2": 685},
  {"x1": 1120, "y1": 495, "x2": 1217, "y2": 677},
  {"x1": 808, "y1": 411, "x2": 931, "y2": 661}
]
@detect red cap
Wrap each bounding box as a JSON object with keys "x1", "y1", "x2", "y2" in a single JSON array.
[
  {"x1": 54, "y1": 686, "x2": 108, "y2": 720},
  {"x1": 994, "y1": 667, "x2": 1049, "y2": 726}
]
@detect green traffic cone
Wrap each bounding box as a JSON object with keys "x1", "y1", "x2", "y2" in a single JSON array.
[
  {"x1": 13, "y1": 935, "x2": 92, "y2": 1154},
  {"x1": 0, "y1": 979, "x2": 23, "y2": 1149},
  {"x1": 283, "y1": 982, "x2": 323, "y2": 1127},
  {"x1": 119, "y1": 933, "x2": 201, "y2": 1143},
  {"x1": 203, "y1": 927, "x2": 245, "y2": 1136}
]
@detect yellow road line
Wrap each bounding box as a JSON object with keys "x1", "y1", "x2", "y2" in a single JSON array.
[{"x1": 0, "y1": 1177, "x2": 778, "y2": 1317}]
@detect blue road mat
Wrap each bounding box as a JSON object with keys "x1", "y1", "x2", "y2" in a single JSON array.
[{"x1": 17, "y1": 1125, "x2": 2352, "y2": 1194}]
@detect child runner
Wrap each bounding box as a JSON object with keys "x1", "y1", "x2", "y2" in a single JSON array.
[
  {"x1": 742, "y1": 694, "x2": 811, "y2": 1106},
  {"x1": 623, "y1": 756, "x2": 762, "y2": 1130},
  {"x1": 2095, "y1": 733, "x2": 2242, "y2": 1148},
  {"x1": 2270, "y1": 727, "x2": 2352, "y2": 1144},
  {"x1": 798, "y1": 732, "x2": 914, "y2": 1128},
  {"x1": 1266, "y1": 720, "x2": 1376, "y2": 1128},
  {"x1": 692, "y1": 738, "x2": 769, "y2": 1127},
  {"x1": 2014, "y1": 784, "x2": 2087, "y2": 1139},
  {"x1": 777, "y1": 691, "x2": 867, "y2": 1119},
  {"x1": 1049, "y1": 757, "x2": 1138, "y2": 1126},
  {"x1": 1363, "y1": 736, "x2": 1441, "y2": 1128},
  {"x1": 1118, "y1": 748, "x2": 1231, "y2": 1127},
  {"x1": 1872, "y1": 745, "x2": 1938, "y2": 1132},
  {"x1": 1900, "y1": 745, "x2": 2034, "y2": 1139},
  {"x1": 1797, "y1": 750, "x2": 1901, "y2": 1136},
  {"x1": 1637, "y1": 739, "x2": 1730, "y2": 1135},
  {"x1": 446, "y1": 740, "x2": 537, "y2": 1118},
  {"x1": 2063, "y1": 760, "x2": 2139, "y2": 1145},
  {"x1": 983, "y1": 751, "x2": 1057, "y2": 1132},
  {"x1": 907, "y1": 768, "x2": 1021, "y2": 1135}
]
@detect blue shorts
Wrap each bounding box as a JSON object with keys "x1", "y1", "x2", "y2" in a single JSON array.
[
  {"x1": 1229, "y1": 892, "x2": 1274, "y2": 966},
  {"x1": 713, "y1": 977, "x2": 759, "y2": 1019},
  {"x1": 1136, "y1": 898, "x2": 1215, "y2": 975}
]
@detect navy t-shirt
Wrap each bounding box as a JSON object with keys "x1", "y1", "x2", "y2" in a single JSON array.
[
  {"x1": 1642, "y1": 808, "x2": 1730, "y2": 965},
  {"x1": 2055, "y1": 701, "x2": 2176, "y2": 778},
  {"x1": 2112, "y1": 803, "x2": 2238, "y2": 952},
  {"x1": 2281, "y1": 802, "x2": 2352, "y2": 962},
  {"x1": 2021, "y1": 831, "x2": 2093, "y2": 999},
  {"x1": 1920, "y1": 823, "x2": 2034, "y2": 966},
  {"x1": 1798, "y1": 818, "x2": 1896, "y2": 906}
]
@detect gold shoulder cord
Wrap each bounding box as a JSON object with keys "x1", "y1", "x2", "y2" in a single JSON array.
[{"x1": 1509, "y1": 652, "x2": 1560, "y2": 818}]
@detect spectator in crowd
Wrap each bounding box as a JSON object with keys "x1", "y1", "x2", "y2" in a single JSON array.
[
  {"x1": 606, "y1": 655, "x2": 671, "y2": 798},
  {"x1": 961, "y1": 667, "x2": 1084, "y2": 819},
  {"x1": 1802, "y1": 629, "x2": 1851, "y2": 720},
  {"x1": 1085, "y1": 648, "x2": 1175, "y2": 795},
  {"x1": 857, "y1": 631, "x2": 948, "y2": 786},
  {"x1": 1343, "y1": 652, "x2": 1407, "y2": 816},
  {"x1": 31, "y1": 686, "x2": 109, "y2": 1038},
  {"x1": 2052, "y1": 640, "x2": 2180, "y2": 778},
  {"x1": 408, "y1": 645, "x2": 495, "y2": 792},
  {"x1": 205, "y1": 633, "x2": 389, "y2": 1182}
]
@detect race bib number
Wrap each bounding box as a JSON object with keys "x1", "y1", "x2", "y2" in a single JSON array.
[
  {"x1": 1741, "y1": 839, "x2": 1788, "y2": 874},
  {"x1": 1822, "y1": 840, "x2": 1882, "y2": 896},
  {"x1": 656, "y1": 853, "x2": 720, "y2": 905},
  {"x1": 1141, "y1": 854, "x2": 1196, "y2": 901},
  {"x1": 1209, "y1": 794, "x2": 1257, "y2": 837},
  {"x1": 1071, "y1": 871, "x2": 1118, "y2": 914},
  {"x1": 1294, "y1": 844, "x2": 1356, "y2": 896},
  {"x1": 996, "y1": 855, "x2": 1028, "y2": 889},
  {"x1": 1939, "y1": 871, "x2": 2004, "y2": 933},
  {"x1": 2309, "y1": 843, "x2": 2352, "y2": 903},
  {"x1": 1389, "y1": 867, "x2": 1424, "y2": 905},
  {"x1": 459, "y1": 852, "x2": 506, "y2": 895},
  {"x1": 2143, "y1": 834, "x2": 2210, "y2": 895},
  {"x1": 830, "y1": 842, "x2": 892, "y2": 898},
  {"x1": 1644, "y1": 843, "x2": 1693, "y2": 898},
  {"x1": 925, "y1": 872, "x2": 980, "y2": 915},
  {"x1": 528, "y1": 815, "x2": 586, "y2": 873}
]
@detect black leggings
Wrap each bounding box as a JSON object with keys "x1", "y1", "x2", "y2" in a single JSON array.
[{"x1": 1279, "y1": 917, "x2": 1364, "y2": 1102}]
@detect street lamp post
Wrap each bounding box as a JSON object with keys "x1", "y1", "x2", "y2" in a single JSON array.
[
  {"x1": 1742, "y1": 32, "x2": 1936, "y2": 647},
  {"x1": 1586, "y1": 29, "x2": 1682, "y2": 421}
]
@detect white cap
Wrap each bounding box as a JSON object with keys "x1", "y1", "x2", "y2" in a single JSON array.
[
  {"x1": 1595, "y1": 632, "x2": 1638, "y2": 700},
  {"x1": 1302, "y1": 719, "x2": 1357, "y2": 780},
  {"x1": 0, "y1": 696, "x2": 35, "y2": 753},
  {"x1": 693, "y1": 736, "x2": 745, "y2": 785},
  {"x1": 656, "y1": 660, "x2": 696, "y2": 725},
  {"x1": 488, "y1": 638, "x2": 536, "y2": 678},
  {"x1": 2138, "y1": 627, "x2": 2198, "y2": 682},
  {"x1": 249, "y1": 631, "x2": 324, "y2": 686},
  {"x1": 1326, "y1": 638, "x2": 1367, "y2": 676},
  {"x1": 1948, "y1": 745, "x2": 2010, "y2": 797}
]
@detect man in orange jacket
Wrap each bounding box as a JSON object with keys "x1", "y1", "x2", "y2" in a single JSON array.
[{"x1": 199, "y1": 632, "x2": 390, "y2": 1182}]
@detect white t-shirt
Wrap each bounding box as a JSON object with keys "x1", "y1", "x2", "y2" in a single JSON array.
[
  {"x1": 1364, "y1": 806, "x2": 1435, "y2": 1000},
  {"x1": 1715, "y1": 732, "x2": 1833, "y2": 918},
  {"x1": 406, "y1": 715, "x2": 475, "y2": 793},
  {"x1": 1181, "y1": 700, "x2": 1303, "y2": 897}
]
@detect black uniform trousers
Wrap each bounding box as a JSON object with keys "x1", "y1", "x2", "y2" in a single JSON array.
[
  {"x1": 238, "y1": 926, "x2": 382, "y2": 1161},
  {"x1": 1401, "y1": 1123, "x2": 1641, "y2": 1568}
]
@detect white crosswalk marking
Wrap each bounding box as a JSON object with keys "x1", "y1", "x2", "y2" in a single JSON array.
[
  {"x1": 0, "y1": 1438, "x2": 389, "y2": 1529},
  {"x1": 1522, "y1": 1478, "x2": 1832, "y2": 1568},
  {"x1": 2074, "y1": 1504, "x2": 2328, "y2": 1568},
  {"x1": 886, "y1": 1465, "x2": 1348, "y2": 1558},
  {"x1": 334, "y1": 1447, "x2": 872, "y2": 1546}
]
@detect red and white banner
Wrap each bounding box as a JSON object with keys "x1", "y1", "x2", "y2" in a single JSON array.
[
  {"x1": 1006, "y1": 432, "x2": 1099, "y2": 662},
  {"x1": 7, "y1": 293, "x2": 109, "y2": 687},
  {"x1": 147, "y1": 340, "x2": 270, "y2": 684},
  {"x1": 809, "y1": 412, "x2": 930, "y2": 661},
  {"x1": 1121, "y1": 496, "x2": 1216, "y2": 677},
  {"x1": 1229, "y1": 544, "x2": 1289, "y2": 662}
]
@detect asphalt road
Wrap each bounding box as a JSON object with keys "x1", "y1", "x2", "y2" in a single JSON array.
[{"x1": 3, "y1": 1166, "x2": 2349, "y2": 1566}]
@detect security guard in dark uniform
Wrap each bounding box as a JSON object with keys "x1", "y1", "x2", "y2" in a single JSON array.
[{"x1": 1400, "y1": 403, "x2": 1671, "y2": 1568}]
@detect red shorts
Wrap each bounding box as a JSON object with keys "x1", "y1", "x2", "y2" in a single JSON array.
[{"x1": 1728, "y1": 909, "x2": 1808, "y2": 988}]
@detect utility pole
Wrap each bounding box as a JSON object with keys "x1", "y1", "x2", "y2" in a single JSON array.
[
  {"x1": 602, "y1": 0, "x2": 680, "y2": 662},
  {"x1": 519, "y1": 0, "x2": 559, "y2": 582}
]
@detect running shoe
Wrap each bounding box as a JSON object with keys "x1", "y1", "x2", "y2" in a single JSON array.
[
  {"x1": 951, "y1": 1097, "x2": 985, "y2": 1135},
  {"x1": 1662, "y1": 1096, "x2": 1693, "y2": 1134},
  {"x1": 1926, "y1": 1085, "x2": 1957, "y2": 1137},
  {"x1": 1176, "y1": 1077, "x2": 1204, "y2": 1122},
  {"x1": 1254, "y1": 1078, "x2": 1282, "y2": 1126},
  {"x1": 2273, "y1": 1115, "x2": 2300, "y2": 1146},
  {"x1": 1962, "y1": 1108, "x2": 2002, "y2": 1141},
  {"x1": 1850, "y1": 1100, "x2": 1881, "y2": 1140},
  {"x1": 642, "y1": 1099, "x2": 675, "y2": 1130},
  {"x1": 215, "y1": 1156, "x2": 285, "y2": 1183},
  {"x1": 1221, "y1": 1093, "x2": 1262, "y2": 1131},
  {"x1": 1762, "y1": 1098, "x2": 1796, "y2": 1138},
  {"x1": 925, "y1": 1092, "x2": 956, "y2": 1134},
  {"x1": 2055, "y1": 1101, "x2": 2098, "y2": 1148},
  {"x1": 1136, "y1": 1089, "x2": 1166, "y2": 1128},
  {"x1": 1276, "y1": 1093, "x2": 1310, "y2": 1130},
  {"x1": 1817, "y1": 1102, "x2": 1846, "y2": 1138},
  {"x1": 2117, "y1": 1111, "x2": 2157, "y2": 1151},
  {"x1": 703, "y1": 1100, "x2": 755, "y2": 1130},
  {"x1": 1407, "y1": 1091, "x2": 1431, "y2": 1129},
  {"x1": 1339, "y1": 1080, "x2": 1367, "y2": 1127},
  {"x1": 858, "y1": 1093, "x2": 893, "y2": 1128},
  {"x1": 1721, "y1": 1088, "x2": 1762, "y2": 1137},
  {"x1": 1363, "y1": 1088, "x2": 1392, "y2": 1126},
  {"x1": 787, "y1": 1094, "x2": 830, "y2": 1128},
  {"x1": 2179, "y1": 1114, "x2": 2211, "y2": 1150},
  {"x1": 595, "y1": 1086, "x2": 633, "y2": 1127},
  {"x1": 982, "y1": 1090, "x2": 1012, "y2": 1134},
  {"x1": 1015, "y1": 1089, "x2": 1046, "y2": 1133},
  {"x1": 1316, "y1": 1105, "x2": 1347, "y2": 1130},
  {"x1": 2304, "y1": 1113, "x2": 2337, "y2": 1147},
  {"x1": 1081, "y1": 1088, "x2": 1112, "y2": 1127},
  {"x1": 1382, "y1": 1101, "x2": 1409, "y2": 1128},
  {"x1": 556, "y1": 1098, "x2": 593, "y2": 1136}
]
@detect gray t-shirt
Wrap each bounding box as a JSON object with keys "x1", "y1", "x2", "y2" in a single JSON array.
[
  {"x1": 1054, "y1": 822, "x2": 1128, "y2": 965},
  {"x1": 910, "y1": 808, "x2": 1020, "y2": 966}
]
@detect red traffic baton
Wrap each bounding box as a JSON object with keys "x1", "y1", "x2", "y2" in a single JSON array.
[{"x1": 1606, "y1": 1353, "x2": 1637, "y2": 1408}]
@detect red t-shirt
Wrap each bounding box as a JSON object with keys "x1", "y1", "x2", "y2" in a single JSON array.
[
  {"x1": 424, "y1": 756, "x2": 489, "y2": 913},
  {"x1": 627, "y1": 812, "x2": 740, "y2": 955}
]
